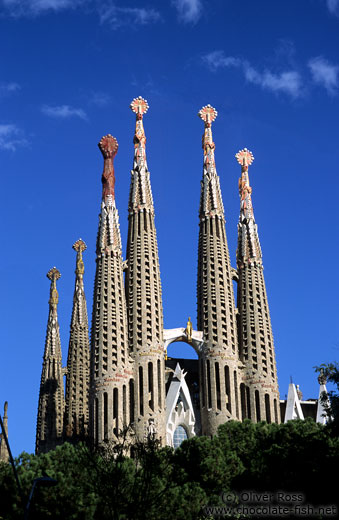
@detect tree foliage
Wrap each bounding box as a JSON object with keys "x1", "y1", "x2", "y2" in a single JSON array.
[
  {"x1": 0, "y1": 418, "x2": 338, "y2": 520},
  {"x1": 315, "y1": 362, "x2": 339, "y2": 430}
]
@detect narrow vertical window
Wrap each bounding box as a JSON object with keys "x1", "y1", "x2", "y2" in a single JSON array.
[
  {"x1": 215, "y1": 362, "x2": 221, "y2": 410},
  {"x1": 104, "y1": 392, "x2": 108, "y2": 440},
  {"x1": 273, "y1": 398, "x2": 278, "y2": 423},
  {"x1": 139, "y1": 366, "x2": 144, "y2": 416},
  {"x1": 255, "y1": 390, "x2": 261, "y2": 422},
  {"x1": 123, "y1": 385, "x2": 127, "y2": 427},
  {"x1": 148, "y1": 362, "x2": 154, "y2": 411},
  {"x1": 265, "y1": 394, "x2": 271, "y2": 424},
  {"x1": 157, "y1": 359, "x2": 161, "y2": 408},
  {"x1": 246, "y1": 386, "x2": 251, "y2": 419},
  {"x1": 200, "y1": 359, "x2": 205, "y2": 408},
  {"x1": 207, "y1": 359, "x2": 212, "y2": 409},
  {"x1": 113, "y1": 388, "x2": 118, "y2": 436},
  {"x1": 129, "y1": 379, "x2": 135, "y2": 424},
  {"x1": 240, "y1": 383, "x2": 246, "y2": 420},
  {"x1": 95, "y1": 398, "x2": 99, "y2": 445},
  {"x1": 234, "y1": 371, "x2": 239, "y2": 418},
  {"x1": 225, "y1": 365, "x2": 231, "y2": 413}
]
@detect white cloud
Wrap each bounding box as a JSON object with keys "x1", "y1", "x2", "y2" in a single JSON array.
[
  {"x1": 202, "y1": 50, "x2": 303, "y2": 99},
  {"x1": 172, "y1": 0, "x2": 202, "y2": 24},
  {"x1": 99, "y1": 4, "x2": 161, "y2": 28},
  {"x1": 326, "y1": 0, "x2": 339, "y2": 15},
  {"x1": 202, "y1": 50, "x2": 240, "y2": 72},
  {"x1": 88, "y1": 91, "x2": 111, "y2": 107},
  {"x1": 308, "y1": 56, "x2": 339, "y2": 95},
  {"x1": 0, "y1": 82, "x2": 20, "y2": 94},
  {"x1": 243, "y1": 63, "x2": 302, "y2": 98},
  {"x1": 0, "y1": 124, "x2": 27, "y2": 151},
  {"x1": 1, "y1": 0, "x2": 84, "y2": 15},
  {"x1": 41, "y1": 104, "x2": 88, "y2": 120}
]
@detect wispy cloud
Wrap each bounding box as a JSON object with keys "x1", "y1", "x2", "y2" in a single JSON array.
[
  {"x1": 88, "y1": 91, "x2": 111, "y2": 107},
  {"x1": 308, "y1": 56, "x2": 339, "y2": 95},
  {"x1": 243, "y1": 63, "x2": 302, "y2": 99},
  {"x1": 0, "y1": 82, "x2": 20, "y2": 96},
  {"x1": 41, "y1": 104, "x2": 88, "y2": 120},
  {"x1": 172, "y1": 0, "x2": 202, "y2": 24},
  {"x1": 1, "y1": 0, "x2": 85, "y2": 16},
  {"x1": 0, "y1": 124, "x2": 28, "y2": 151},
  {"x1": 1, "y1": 0, "x2": 163, "y2": 28},
  {"x1": 326, "y1": 0, "x2": 339, "y2": 16},
  {"x1": 202, "y1": 50, "x2": 303, "y2": 99},
  {"x1": 98, "y1": 4, "x2": 161, "y2": 28},
  {"x1": 202, "y1": 51, "x2": 240, "y2": 72}
]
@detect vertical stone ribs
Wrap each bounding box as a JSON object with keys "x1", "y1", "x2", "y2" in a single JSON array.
[
  {"x1": 90, "y1": 135, "x2": 131, "y2": 444},
  {"x1": 64, "y1": 240, "x2": 90, "y2": 441},
  {"x1": 236, "y1": 149, "x2": 280, "y2": 423},
  {"x1": 197, "y1": 105, "x2": 239, "y2": 435},
  {"x1": 125, "y1": 97, "x2": 165, "y2": 442},
  {"x1": 0, "y1": 402, "x2": 9, "y2": 462},
  {"x1": 36, "y1": 268, "x2": 65, "y2": 454}
]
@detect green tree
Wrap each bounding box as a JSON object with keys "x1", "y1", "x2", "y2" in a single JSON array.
[
  {"x1": 315, "y1": 362, "x2": 339, "y2": 429},
  {"x1": 218, "y1": 419, "x2": 339, "y2": 507}
]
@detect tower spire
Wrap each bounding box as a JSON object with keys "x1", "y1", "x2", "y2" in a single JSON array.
[
  {"x1": 0, "y1": 402, "x2": 9, "y2": 462},
  {"x1": 90, "y1": 136, "x2": 131, "y2": 444},
  {"x1": 125, "y1": 97, "x2": 165, "y2": 442},
  {"x1": 235, "y1": 148, "x2": 262, "y2": 261},
  {"x1": 36, "y1": 268, "x2": 65, "y2": 454},
  {"x1": 128, "y1": 96, "x2": 154, "y2": 210},
  {"x1": 64, "y1": 239, "x2": 90, "y2": 442},
  {"x1": 198, "y1": 105, "x2": 224, "y2": 217},
  {"x1": 235, "y1": 149, "x2": 280, "y2": 423},
  {"x1": 197, "y1": 105, "x2": 239, "y2": 435}
]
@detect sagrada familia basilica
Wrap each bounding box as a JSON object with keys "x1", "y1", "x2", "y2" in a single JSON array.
[{"x1": 12, "y1": 97, "x2": 323, "y2": 456}]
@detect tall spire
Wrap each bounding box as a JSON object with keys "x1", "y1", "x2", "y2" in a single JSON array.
[
  {"x1": 235, "y1": 148, "x2": 262, "y2": 262},
  {"x1": 0, "y1": 402, "x2": 9, "y2": 462},
  {"x1": 197, "y1": 105, "x2": 239, "y2": 435},
  {"x1": 36, "y1": 268, "x2": 65, "y2": 454},
  {"x1": 90, "y1": 135, "x2": 131, "y2": 444},
  {"x1": 125, "y1": 96, "x2": 165, "y2": 442},
  {"x1": 64, "y1": 239, "x2": 90, "y2": 442},
  {"x1": 235, "y1": 149, "x2": 280, "y2": 423},
  {"x1": 198, "y1": 105, "x2": 224, "y2": 217},
  {"x1": 128, "y1": 96, "x2": 154, "y2": 210}
]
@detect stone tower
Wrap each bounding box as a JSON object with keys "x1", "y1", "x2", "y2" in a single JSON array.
[
  {"x1": 0, "y1": 402, "x2": 9, "y2": 462},
  {"x1": 235, "y1": 149, "x2": 280, "y2": 423},
  {"x1": 197, "y1": 105, "x2": 240, "y2": 436},
  {"x1": 36, "y1": 103, "x2": 282, "y2": 453},
  {"x1": 64, "y1": 239, "x2": 90, "y2": 442},
  {"x1": 90, "y1": 135, "x2": 133, "y2": 444},
  {"x1": 125, "y1": 97, "x2": 166, "y2": 443},
  {"x1": 36, "y1": 268, "x2": 65, "y2": 454}
]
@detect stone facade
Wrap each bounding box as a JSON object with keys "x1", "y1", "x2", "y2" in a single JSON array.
[
  {"x1": 36, "y1": 99, "x2": 281, "y2": 453},
  {"x1": 0, "y1": 402, "x2": 9, "y2": 462},
  {"x1": 64, "y1": 240, "x2": 90, "y2": 442},
  {"x1": 36, "y1": 268, "x2": 65, "y2": 454}
]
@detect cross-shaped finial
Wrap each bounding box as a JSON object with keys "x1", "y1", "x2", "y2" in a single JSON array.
[
  {"x1": 198, "y1": 104, "x2": 218, "y2": 124},
  {"x1": 235, "y1": 148, "x2": 254, "y2": 166},
  {"x1": 130, "y1": 96, "x2": 149, "y2": 117},
  {"x1": 47, "y1": 267, "x2": 61, "y2": 282},
  {"x1": 98, "y1": 134, "x2": 118, "y2": 159},
  {"x1": 73, "y1": 238, "x2": 87, "y2": 253}
]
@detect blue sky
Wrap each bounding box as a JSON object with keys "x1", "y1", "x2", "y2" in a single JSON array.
[{"x1": 1, "y1": 0, "x2": 339, "y2": 456}]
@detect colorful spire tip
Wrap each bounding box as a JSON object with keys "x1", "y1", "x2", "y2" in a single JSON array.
[
  {"x1": 198, "y1": 104, "x2": 218, "y2": 123},
  {"x1": 130, "y1": 96, "x2": 149, "y2": 116},
  {"x1": 98, "y1": 134, "x2": 118, "y2": 158},
  {"x1": 235, "y1": 148, "x2": 254, "y2": 166},
  {"x1": 73, "y1": 239, "x2": 87, "y2": 253},
  {"x1": 47, "y1": 267, "x2": 61, "y2": 281}
]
